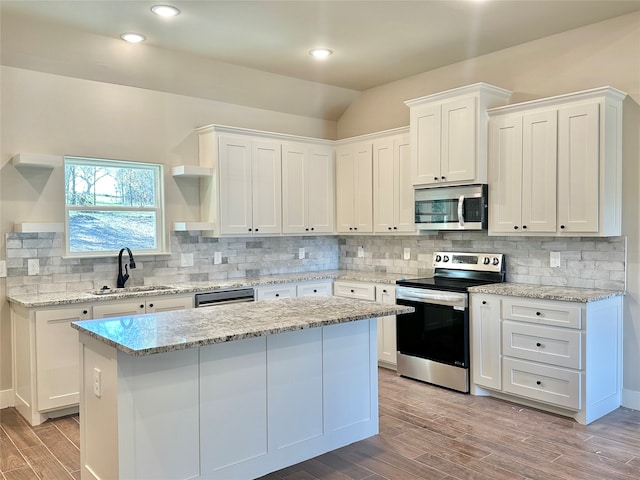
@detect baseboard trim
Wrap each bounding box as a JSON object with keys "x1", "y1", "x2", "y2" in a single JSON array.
[
  {"x1": 0, "y1": 388, "x2": 15, "y2": 409},
  {"x1": 622, "y1": 388, "x2": 640, "y2": 410}
]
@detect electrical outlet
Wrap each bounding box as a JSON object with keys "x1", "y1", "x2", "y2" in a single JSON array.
[
  {"x1": 27, "y1": 258, "x2": 39, "y2": 276},
  {"x1": 357, "y1": 246, "x2": 364, "y2": 258},
  {"x1": 0, "y1": 260, "x2": 6, "y2": 278},
  {"x1": 550, "y1": 251, "x2": 561, "y2": 268},
  {"x1": 213, "y1": 252, "x2": 222, "y2": 265},
  {"x1": 298, "y1": 247, "x2": 305, "y2": 260},
  {"x1": 403, "y1": 247, "x2": 411, "y2": 260},
  {"x1": 93, "y1": 368, "x2": 101, "y2": 398},
  {"x1": 181, "y1": 253, "x2": 194, "y2": 267}
]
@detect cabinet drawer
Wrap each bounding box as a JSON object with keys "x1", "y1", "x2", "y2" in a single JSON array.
[
  {"x1": 503, "y1": 321, "x2": 582, "y2": 369},
  {"x1": 333, "y1": 282, "x2": 375, "y2": 301},
  {"x1": 297, "y1": 281, "x2": 332, "y2": 297},
  {"x1": 256, "y1": 285, "x2": 297, "y2": 301},
  {"x1": 502, "y1": 357, "x2": 581, "y2": 410},
  {"x1": 502, "y1": 299, "x2": 582, "y2": 329}
]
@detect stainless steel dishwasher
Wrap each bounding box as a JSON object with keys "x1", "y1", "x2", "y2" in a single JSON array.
[{"x1": 194, "y1": 287, "x2": 255, "y2": 307}]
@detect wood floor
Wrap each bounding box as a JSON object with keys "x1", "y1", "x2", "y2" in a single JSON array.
[{"x1": 2, "y1": 368, "x2": 639, "y2": 480}]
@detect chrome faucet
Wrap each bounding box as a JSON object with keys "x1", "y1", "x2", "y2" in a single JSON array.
[{"x1": 117, "y1": 248, "x2": 136, "y2": 288}]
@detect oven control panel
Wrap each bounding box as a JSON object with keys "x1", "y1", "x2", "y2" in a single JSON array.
[{"x1": 433, "y1": 252, "x2": 504, "y2": 272}]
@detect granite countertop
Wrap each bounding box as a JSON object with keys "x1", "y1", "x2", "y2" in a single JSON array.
[
  {"x1": 7, "y1": 270, "x2": 405, "y2": 308},
  {"x1": 468, "y1": 283, "x2": 625, "y2": 302},
  {"x1": 71, "y1": 296, "x2": 414, "y2": 356}
]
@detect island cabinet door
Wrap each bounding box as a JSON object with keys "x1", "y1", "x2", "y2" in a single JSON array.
[{"x1": 199, "y1": 336, "x2": 268, "y2": 474}]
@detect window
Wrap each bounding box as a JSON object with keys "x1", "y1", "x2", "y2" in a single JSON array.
[{"x1": 64, "y1": 156, "x2": 165, "y2": 256}]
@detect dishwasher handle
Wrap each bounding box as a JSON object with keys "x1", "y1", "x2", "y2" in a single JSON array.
[{"x1": 195, "y1": 288, "x2": 255, "y2": 307}]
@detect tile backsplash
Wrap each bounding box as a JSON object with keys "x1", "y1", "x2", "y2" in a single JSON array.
[
  {"x1": 4, "y1": 232, "x2": 339, "y2": 296},
  {"x1": 339, "y1": 232, "x2": 626, "y2": 290},
  {"x1": 4, "y1": 231, "x2": 626, "y2": 296}
]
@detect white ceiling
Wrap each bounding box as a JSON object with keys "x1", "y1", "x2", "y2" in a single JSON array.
[{"x1": 2, "y1": 0, "x2": 640, "y2": 120}]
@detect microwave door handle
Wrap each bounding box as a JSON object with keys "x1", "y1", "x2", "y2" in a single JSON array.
[{"x1": 458, "y1": 195, "x2": 465, "y2": 227}]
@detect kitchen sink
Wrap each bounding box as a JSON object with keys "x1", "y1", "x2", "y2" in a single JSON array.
[{"x1": 90, "y1": 285, "x2": 173, "y2": 295}]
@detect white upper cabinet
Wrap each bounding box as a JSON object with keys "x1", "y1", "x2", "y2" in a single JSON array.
[
  {"x1": 373, "y1": 133, "x2": 415, "y2": 234},
  {"x1": 405, "y1": 83, "x2": 512, "y2": 187},
  {"x1": 489, "y1": 109, "x2": 558, "y2": 234},
  {"x1": 336, "y1": 141, "x2": 374, "y2": 233},
  {"x1": 197, "y1": 125, "x2": 333, "y2": 237},
  {"x1": 217, "y1": 137, "x2": 281, "y2": 235},
  {"x1": 282, "y1": 142, "x2": 334, "y2": 234},
  {"x1": 488, "y1": 86, "x2": 625, "y2": 237}
]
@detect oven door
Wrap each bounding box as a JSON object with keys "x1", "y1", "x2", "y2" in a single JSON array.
[{"x1": 395, "y1": 286, "x2": 470, "y2": 392}]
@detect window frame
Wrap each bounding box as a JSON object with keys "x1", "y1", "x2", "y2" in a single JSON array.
[{"x1": 64, "y1": 156, "x2": 166, "y2": 258}]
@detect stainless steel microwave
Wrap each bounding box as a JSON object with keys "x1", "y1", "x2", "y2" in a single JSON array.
[{"x1": 415, "y1": 184, "x2": 488, "y2": 230}]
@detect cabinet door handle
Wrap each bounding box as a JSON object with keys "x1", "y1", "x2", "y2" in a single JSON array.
[
  {"x1": 522, "y1": 225, "x2": 527, "y2": 229},
  {"x1": 313, "y1": 289, "x2": 317, "y2": 293},
  {"x1": 82, "y1": 310, "x2": 88, "y2": 315},
  {"x1": 536, "y1": 342, "x2": 542, "y2": 347},
  {"x1": 536, "y1": 380, "x2": 542, "y2": 386},
  {"x1": 536, "y1": 311, "x2": 541, "y2": 316},
  {"x1": 482, "y1": 300, "x2": 487, "y2": 305},
  {"x1": 305, "y1": 228, "x2": 309, "y2": 231},
  {"x1": 310, "y1": 227, "x2": 314, "y2": 231},
  {"x1": 560, "y1": 225, "x2": 566, "y2": 229},
  {"x1": 354, "y1": 227, "x2": 358, "y2": 231},
  {"x1": 350, "y1": 289, "x2": 355, "y2": 293},
  {"x1": 275, "y1": 293, "x2": 280, "y2": 297},
  {"x1": 149, "y1": 303, "x2": 154, "y2": 308},
  {"x1": 433, "y1": 176, "x2": 439, "y2": 181},
  {"x1": 393, "y1": 226, "x2": 397, "y2": 230},
  {"x1": 441, "y1": 176, "x2": 446, "y2": 180},
  {"x1": 248, "y1": 228, "x2": 252, "y2": 232},
  {"x1": 255, "y1": 228, "x2": 259, "y2": 232},
  {"x1": 140, "y1": 304, "x2": 145, "y2": 309},
  {"x1": 388, "y1": 227, "x2": 392, "y2": 230},
  {"x1": 349, "y1": 227, "x2": 353, "y2": 231}
]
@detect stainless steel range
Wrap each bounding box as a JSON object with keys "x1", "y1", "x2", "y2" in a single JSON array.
[{"x1": 395, "y1": 252, "x2": 505, "y2": 393}]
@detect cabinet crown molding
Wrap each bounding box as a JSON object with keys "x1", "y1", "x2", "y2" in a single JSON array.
[
  {"x1": 404, "y1": 82, "x2": 512, "y2": 107},
  {"x1": 196, "y1": 124, "x2": 333, "y2": 146},
  {"x1": 335, "y1": 126, "x2": 409, "y2": 146},
  {"x1": 487, "y1": 86, "x2": 627, "y2": 116}
]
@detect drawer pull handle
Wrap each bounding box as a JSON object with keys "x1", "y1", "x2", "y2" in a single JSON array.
[
  {"x1": 536, "y1": 311, "x2": 542, "y2": 316},
  {"x1": 350, "y1": 289, "x2": 355, "y2": 293},
  {"x1": 140, "y1": 304, "x2": 145, "y2": 309},
  {"x1": 536, "y1": 380, "x2": 542, "y2": 386},
  {"x1": 313, "y1": 289, "x2": 317, "y2": 293},
  {"x1": 482, "y1": 300, "x2": 487, "y2": 305},
  {"x1": 536, "y1": 342, "x2": 542, "y2": 347},
  {"x1": 149, "y1": 303, "x2": 154, "y2": 308},
  {"x1": 275, "y1": 293, "x2": 280, "y2": 297}
]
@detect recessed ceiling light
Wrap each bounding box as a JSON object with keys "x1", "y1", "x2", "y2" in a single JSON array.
[
  {"x1": 120, "y1": 33, "x2": 146, "y2": 43},
  {"x1": 309, "y1": 48, "x2": 333, "y2": 59},
  {"x1": 151, "y1": 5, "x2": 180, "y2": 17}
]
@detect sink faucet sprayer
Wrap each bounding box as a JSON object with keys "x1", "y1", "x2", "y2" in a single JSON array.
[{"x1": 117, "y1": 248, "x2": 136, "y2": 288}]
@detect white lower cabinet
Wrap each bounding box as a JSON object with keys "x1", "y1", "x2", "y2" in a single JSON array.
[
  {"x1": 11, "y1": 294, "x2": 194, "y2": 426},
  {"x1": 296, "y1": 280, "x2": 333, "y2": 297},
  {"x1": 92, "y1": 295, "x2": 193, "y2": 318},
  {"x1": 470, "y1": 293, "x2": 622, "y2": 424},
  {"x1": 12, "y1": 304, "x2": 91, "y2": 425},
  {"x1": 255, "y1": 284, "x2": 297, "y2": 301},
  {"x1": 334, "y1": 280, "x2": 397, "y2": 369}
]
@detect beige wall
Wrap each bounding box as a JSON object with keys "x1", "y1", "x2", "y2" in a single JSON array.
[
  {"x1": 0, "y1": 66, "x2": 337, "y2": 393},
  {"x1": 337, "y1": 12, "x2": 640, "y2": 398}
]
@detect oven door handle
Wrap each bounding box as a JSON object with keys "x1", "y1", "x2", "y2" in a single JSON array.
[
  {"x1": 396, "y1": 290, "x2": 467, "y2": 308},
  {"x1": 458, "y1": 195, "x2": 465, "y2": 228}
]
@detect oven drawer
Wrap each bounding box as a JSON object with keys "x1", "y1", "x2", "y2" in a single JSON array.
[
  {"x1": 502, "y1": 357, "x2": 581, "y2": 410},
  {"x1": 333, "y1": 281, "x2": 376, "y2": 301},
  {"x1": 503, "y1": 321, "x2": 582, "y2": 369},
  {"x1": 502, "y1": 299, "x2": 582, "y2": 329}
]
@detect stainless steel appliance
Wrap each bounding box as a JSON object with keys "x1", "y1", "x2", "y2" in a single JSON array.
[
  {"x1": 195, "y1": 287, "x2": 255, "y2": 307},
  {"x1": 414, "y1": 184, "x2": 488, "y2": 231},
  {"x1": 395, "y1": 252, "x2": 505, "y2": 392}
]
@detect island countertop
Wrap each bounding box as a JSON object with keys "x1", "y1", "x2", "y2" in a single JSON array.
[{"x1": 71, "y1": 296, "x2": 414, "y2": 356}]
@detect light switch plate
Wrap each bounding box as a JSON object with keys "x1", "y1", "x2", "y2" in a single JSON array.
[
  {"x1": 357, "y1": 246, "x2": 364, "y2": 258},
  {"x1": 298, "y1": 247, "x2": 305, "y2": 260},
  {"x1": 0, "y1": 260, "x2": 6, "y2": 278},
  {"x1": 27, "y1": 258, "x2": 39, "y2": 276},
  {"x1": 403, "y1": 247, "x2": 411, "y2": 260},
  {"x1": 181, "y1": 253, "x2": 194, "y2": 267},
  {"x1": 213, "y1": 252, "x2": 222, "y2": 265},
  {"x1": 550, "y1": 251, "x2": 561, "y2": 268}
]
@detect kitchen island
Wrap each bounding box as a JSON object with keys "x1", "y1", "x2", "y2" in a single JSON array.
[{"x1": 71, "y1": 296, "x2": 413, "y2": 480}]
